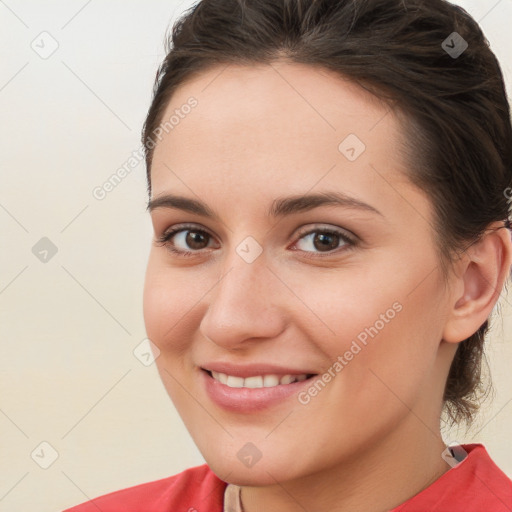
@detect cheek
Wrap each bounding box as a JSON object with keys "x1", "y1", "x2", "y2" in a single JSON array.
[
  {"x1": 278, "y1": 262, "x2": 406, "y2": 351},
  {"x1": 142, "y1": 252, "x2": 205, "y2": 354},
  {"x1": 292, "y1": 255, "x2": 447, "y2": 401}
]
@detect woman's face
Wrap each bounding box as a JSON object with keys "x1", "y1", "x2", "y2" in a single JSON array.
[{"x1": 143, "y1": 62, "x2": 456, "y2": 485}]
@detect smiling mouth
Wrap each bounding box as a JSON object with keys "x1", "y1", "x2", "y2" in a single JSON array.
[{"x1": 203, "y1": 369, "x2": 317, "y2": 388}]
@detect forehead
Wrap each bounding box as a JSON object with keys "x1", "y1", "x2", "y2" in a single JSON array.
[
  {"x1": 150, "y1": 61, "x2": 423, "y2": 220},
  {"x1": 154, "y1": 61, "x2": 398, "y2": 158}
]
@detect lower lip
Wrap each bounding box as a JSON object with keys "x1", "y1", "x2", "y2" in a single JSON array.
[{"x1": 201, "y1": 369, "x2": 316, "y2": 413}]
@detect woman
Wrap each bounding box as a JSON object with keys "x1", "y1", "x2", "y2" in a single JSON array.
[{"x1": 64, "y1": 0, "x2": 512, "y2": 510}]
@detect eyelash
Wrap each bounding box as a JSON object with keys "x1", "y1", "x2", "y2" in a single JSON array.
[{"x1": 155, "y1": 223, "x2": 358, "y2": 259}]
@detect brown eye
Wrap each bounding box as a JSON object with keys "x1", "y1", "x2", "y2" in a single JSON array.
[
  {"x1": 156, "y1": 225, "x2": 217, "y2": 256},
  {"x1": 185, "y1": 230, "x2": 210, "y2": 250},
  {"x1": 293, "y1": 226, "x2": 356, "y2": 256},
  {"x1": 313, "y1": 232, "x2": 340, "y2": 251}
]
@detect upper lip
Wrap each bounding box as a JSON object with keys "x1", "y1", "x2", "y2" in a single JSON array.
[{"x1": 201, "y1": 362, "x2": 317, "y2": 378}]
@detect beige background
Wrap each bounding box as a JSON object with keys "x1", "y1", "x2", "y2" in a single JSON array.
[{"x1": 1, "y1": 1, "x2": 511, "y2": 511}]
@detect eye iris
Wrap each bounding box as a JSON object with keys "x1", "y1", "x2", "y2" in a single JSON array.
[
  {"x1": 314, "y1": 232, "x2": 339, "y2": 251},
  {"x1": 186, "y1": 231, "x2": 208, "y2": 249}
]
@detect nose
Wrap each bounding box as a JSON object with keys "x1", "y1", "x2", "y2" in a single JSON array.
[{"x1": 199, "y1": 254, "x2": 287, "y2": 349}]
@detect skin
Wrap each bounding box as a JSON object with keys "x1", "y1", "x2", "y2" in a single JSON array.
[{"x1": 143, "y1": 61, "x2": 512, "y2": 512}]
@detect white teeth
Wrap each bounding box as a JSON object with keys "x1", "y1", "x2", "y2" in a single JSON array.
[
  {"x1": 226, "y1": 375, "x2": 244, "y2": 388},
  {"x1": 210, "y1": 371, "x2": 309, "y2": 388},
  {"x1": 279, "y1": 374, "x2": 295, "y2": 385},
  {"x1": 244, "y1": 376, "x2": 263, "y2": 388},
  {"x1": 263, "y1": 374, "x2": 280, "y2": 387}
]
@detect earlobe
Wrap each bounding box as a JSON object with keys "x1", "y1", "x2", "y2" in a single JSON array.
[{"x1": 442, "y1": 222, "x2": 512, "y2": 344}]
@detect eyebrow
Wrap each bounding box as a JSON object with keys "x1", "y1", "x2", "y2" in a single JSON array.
[{"x1": 146, "y1": 191, "x2": 383, "y2": 218}]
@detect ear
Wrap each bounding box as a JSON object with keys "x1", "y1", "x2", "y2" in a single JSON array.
[{"x1": 442, "y1": 221, "x2": 512, "y2": 344}]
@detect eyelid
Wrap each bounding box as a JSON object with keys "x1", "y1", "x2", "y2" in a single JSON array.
[
  {"x1": 293, "y1": 223, "x2": 357, "y2": 243},
  {"x1": 157, "y1": 222, "x2": 213, "y2": 238},
  {"x1": 155, "y1": 223, "x2": 216, "y2": 245},
  {"x1": 156, "y1": 222, "x2": 358, "y2": 257},
  {"x1": 288, "y1": 223, "x2": 358, "y2": 257}
]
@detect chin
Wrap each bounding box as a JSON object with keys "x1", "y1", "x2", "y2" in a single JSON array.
[
  {"x1": 204, "y1": 450, "x2": 305, "y2": 486},
  {"x1": 210, "y1": 461, "x2": 292, "y2": 486}
]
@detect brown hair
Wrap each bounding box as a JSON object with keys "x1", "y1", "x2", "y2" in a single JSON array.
[{"x1": 142, "y1": 0, "x2": 512, "y2": 425}]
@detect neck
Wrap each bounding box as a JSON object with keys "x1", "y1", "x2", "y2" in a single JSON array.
[{"x1": 239, "y1": 415, "x2": 449, "y2": 512}]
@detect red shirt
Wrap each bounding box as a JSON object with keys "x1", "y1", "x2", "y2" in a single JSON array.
[{"x1": 63, "y1": 444, "x2": 512, "y2": 511}]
